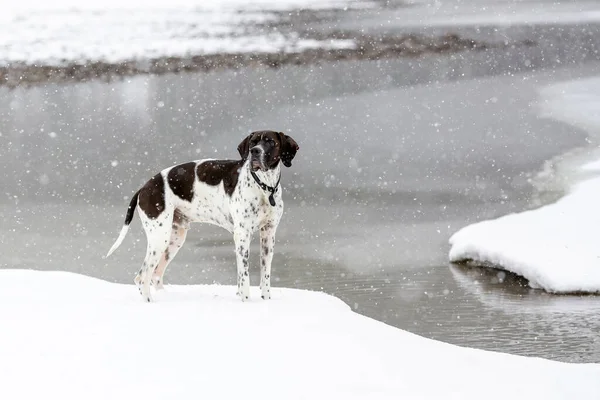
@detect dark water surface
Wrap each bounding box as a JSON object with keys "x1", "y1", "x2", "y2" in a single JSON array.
[{"x1": 1, "y1": 48, "x2": 600, "y2": 362}]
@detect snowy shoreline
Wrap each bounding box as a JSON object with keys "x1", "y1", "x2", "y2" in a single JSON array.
[
  {"x1": 0, "y1": 33, "x2": 498, "y2": 88},
  {"x1": 1, "y1": 269, "x2": 599, "y2": 399},
  {"x1": 0, "y1": 0, "x2": 535, "y2": 88},
  {"x1": 0, "y1": 1, "x2": 371, "y2": 66},
  {"x1": 2, "y1": 0, "x2": 600, "y2": 88},
  {"x1": 449, "y1": 75, "x2": 600, "y2": 294}
]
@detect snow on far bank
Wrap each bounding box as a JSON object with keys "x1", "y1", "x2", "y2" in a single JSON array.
[
  {"x1": 0, "y1": 269, "x2": 598, "y2": 400},
  {"x1": 582, "y1": 159, "x2": 600, "y2": 172},
  {"x1": 2, "y1": 0, "x2": 365, "y2": 13},
  {"x1": 0, "y1": 0, "x2": 369, "y2": 66},
  {"x1": 395, "y1": 0, "x2": 600, "y2": 27},
  {"x1": 449, "y1": 75, "x2": 600, "y2": 294}
]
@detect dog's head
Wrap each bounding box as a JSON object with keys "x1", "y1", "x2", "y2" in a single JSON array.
[{"x1": 237, "y1": 130, "x2": 299, "y2": 171}]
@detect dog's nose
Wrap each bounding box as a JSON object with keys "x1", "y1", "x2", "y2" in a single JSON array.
[{"x1": 250, "y1": 147, "x2": 261, "y2": 156}]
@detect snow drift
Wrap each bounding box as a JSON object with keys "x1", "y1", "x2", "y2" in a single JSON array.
[{"x1": 0, "y1": 269, "x2": 599, "y2": 400}]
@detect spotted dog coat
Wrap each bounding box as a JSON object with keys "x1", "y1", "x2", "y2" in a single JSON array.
[{"x1": 106, "y1": 130, "x2": 299, "y2": 302}]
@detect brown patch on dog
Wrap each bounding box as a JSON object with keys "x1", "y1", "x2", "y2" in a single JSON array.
[
  {"x1": 277, "y1": 132, "x2": 299, "y2": 167},
  {"x1": 237, "y1": 134, "x2": 253, "y2": 160},
  {"x1": 138, "y1": 173, "x2": 166, "y2": 219},
  {"x1": 173, "y1": 209, "x2": 190, "y2": 228},
  {"x1": 196, "y1": 160, "x2": 244, "y2": 197},
  {"x1": 167, "y1": 162, "x2": 196, "y2": 202}
]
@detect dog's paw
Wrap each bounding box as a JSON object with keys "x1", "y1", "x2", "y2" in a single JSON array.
[
  {"x1": 260, "y1": 286, "x2": 271, "y2": 300},
  {"x1": 152, "y1": 277, "x2": 164, "y2": 291},
  {"x1": 237, "y1": 283, "x2": 250, "y2": 301},
  {"x1": 238, "y1": 289, "x2": 250, "y2": 302},
  {"x1": 260, "y1": 281, "x2": 271, "y2": 300},
  {"x1": 139, "y1": 286, "x2": 154, "y2": 303},
  {"x1": 140, "y1": 292, "x2": 153, "y2": 303}
]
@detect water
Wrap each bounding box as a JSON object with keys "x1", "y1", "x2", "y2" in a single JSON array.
[{"x1": 1, "y1": 47, "x2": 600, "y2": 362}]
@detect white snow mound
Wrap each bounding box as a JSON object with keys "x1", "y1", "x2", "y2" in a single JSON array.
[
  {"x1": 0, "y1": 269, "x2": 599, "y2": 400},
  {"x1": 449, "y1": 76, "x2": 600, "y2": 294},
  {"x1": 449, "y1": 183, "x2": 600, "y2": 293}
]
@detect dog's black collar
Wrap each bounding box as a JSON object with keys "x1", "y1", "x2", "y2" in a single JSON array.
[{"x1": 250, "y1": 169, "x2": 281, "y2": 207}]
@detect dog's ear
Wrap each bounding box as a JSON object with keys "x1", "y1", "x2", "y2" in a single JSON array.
[
  {"x1": 278, "y1": 132, "x2": 299, "y2": 167},
  {"x1": 237, "y1": 134, "x2": 253, "y2": 160}
]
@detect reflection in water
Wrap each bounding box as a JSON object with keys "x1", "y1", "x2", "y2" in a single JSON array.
[{"x1": 449, "y1": 265, "x2": 600, "y2": 362}]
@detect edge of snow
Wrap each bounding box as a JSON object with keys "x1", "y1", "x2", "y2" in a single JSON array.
[{"x1": 448, "y1": 75, "x2": 600, "y2": 294}]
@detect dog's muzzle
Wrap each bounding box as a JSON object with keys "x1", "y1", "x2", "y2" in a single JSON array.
[{"x1": 250, "y1": 146, "x2": 266, "y2": 171}]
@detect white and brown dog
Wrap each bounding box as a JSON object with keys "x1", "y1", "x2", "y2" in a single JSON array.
[{"x1": 105, "y1": 130, "x2": 299, "y2": 302}]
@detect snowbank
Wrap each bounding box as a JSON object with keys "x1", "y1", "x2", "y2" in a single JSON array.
[
  {"x1": 0, "y1": 269, "x2": 599, "y2": 400},
  {"x1": 0, "y1": 0, "x2": 367, "y2": 66},
  {"x1": 395, "y1": 1, "x2": 600, "y2": 27},
  {"x1": 449, "y1": 76, "x2": 600, "y2": 293}
]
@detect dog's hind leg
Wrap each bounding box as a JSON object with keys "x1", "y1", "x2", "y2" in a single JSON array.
[
  {"x1": 152, "y1": 221, "x2": 188, "y2": 290},
  {"x1": 136, "y1": 210, "x2": 174, "y2": 302}
]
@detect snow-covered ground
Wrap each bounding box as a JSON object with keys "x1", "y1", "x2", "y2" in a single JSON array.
[
  {"x1": 1, "y1": 269, "x2": 598, "y2": 400},
  {"x1": 0, "y1": 0, "x2": 368, "y2": 66},
  {"x1": 449, "y1": 75, "x2": 600, "y2": 293}
]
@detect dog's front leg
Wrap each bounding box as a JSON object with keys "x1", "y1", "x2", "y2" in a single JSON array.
[
  {"x1": 234, "y1": 228, "x2": 251, "y2": 301},
  {"x1": 259, "y1": 223, "x2": 277, "y2": 300}
]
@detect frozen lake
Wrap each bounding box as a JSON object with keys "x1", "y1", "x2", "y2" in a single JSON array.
[{"x1": 1, "y1": 47, "x2": 600, "y2": 361}]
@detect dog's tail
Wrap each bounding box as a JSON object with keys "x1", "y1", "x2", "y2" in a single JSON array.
[{"x1": 105, "y1": 190, "x2": 140, "y2": 258}]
